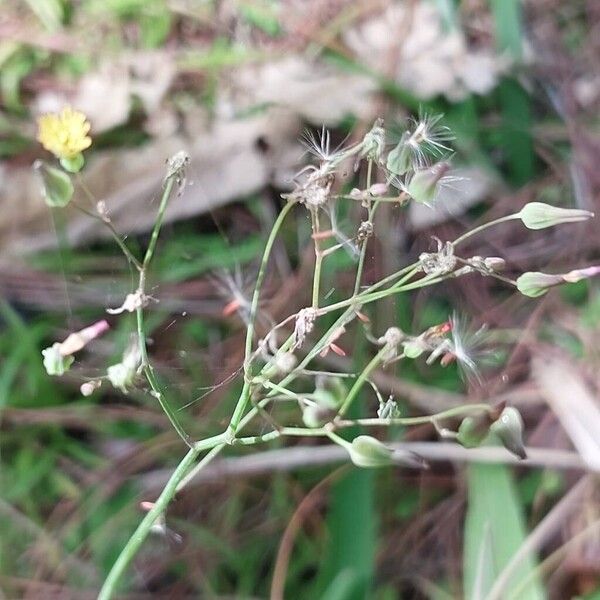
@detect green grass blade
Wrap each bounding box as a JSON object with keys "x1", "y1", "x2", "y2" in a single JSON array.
[
  {"x1": 489, "y1": 0, "x2": 535, "y2": 186},
  {"x1": 464, "y1": 463, "x2": 546, "y2": 600}
]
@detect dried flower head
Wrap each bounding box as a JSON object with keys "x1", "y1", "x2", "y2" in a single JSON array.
[
  {"x1": 293, "y1": 307, "x2": 317, "y2": 348},
  {"x1": 37, "y1": 106, "x2": 91, "y2": 161},
  {"x1": 411, "y1": 315, "x2": 494, "y2": 383},
  {"x1": 419, "y1": 238, "x2": 456, "y2": 275},
  {"x1": 300, "y1": 126, "x2": 351, "y2": 166}
]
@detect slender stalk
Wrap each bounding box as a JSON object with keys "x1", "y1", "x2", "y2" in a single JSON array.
[
  {"x1": 338, "y1": 347, "x2": 386, "y2": 416},
  {"x1": 337, "y1": 404, "x2": 493, "y2": 428},
  {"x1": 353, "y1": 159, "x2": 374, "y2": 296},
  {"x1": 318, "y1": 272, "x2": 443, "y2": 316},
  {"x1": 134, "y1": 176, "x2": 190, "y2": 446},
  {"x1": 452, "y1": 214, "x2": 518, "y2": 247},
  {"x1": 73, "y1": 203, "x2": 142, "y2": 271},
  {"x1": 75, "y1": 175, "x2": 143, "y2": 270},
  {"x1": 227, "y1": 200, "x2": 297, "y2": 435},
  {"x1": 97, "y1": 433, "x2": 227, "y2": 600},
  {"x1": 310, "y1": 208, "x2": 324, "y2": 308}
]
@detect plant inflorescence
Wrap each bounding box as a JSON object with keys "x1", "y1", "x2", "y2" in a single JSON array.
[{"x1": 35, "y1": 107, "x2": 596, "y2": 598}]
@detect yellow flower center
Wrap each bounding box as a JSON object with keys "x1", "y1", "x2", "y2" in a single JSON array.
[{"x1": 37, "y1": 106, "x2": 92, "y2": 160}]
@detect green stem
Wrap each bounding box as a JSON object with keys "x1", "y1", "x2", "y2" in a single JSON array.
[
  {"x1": 318, "y1": 271, "x2": 442, "y2": 316},
  {"x1": 97, "y1": 434, "x2": 227, "y2": 600},
  {"x1": 227, "y1": 200, "x2": 297, "y2": 435},
  {"x1": 142, "y1": 177, "x2": 175, "y2": 270},
  {"x1": 353, "y1": 159, "x2": 374, "y2": 296},
  {"x1": 338, "y1": 348, "x2": 386, "y2": 416},
  {"x1": 338, "y1": 404, "x2": 493, "y2": 428},
  {"x1": 452, "y1": 214, "x2": 518, "y2": 247},
  {"x1": 311, "y1": 208, "x2": 324, "y2": 308},
  {"x1": 134, "y1": 175, "x2": 190, "y2": 446}
]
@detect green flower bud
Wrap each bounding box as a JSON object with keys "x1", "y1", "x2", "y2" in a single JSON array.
[
  {"x1": 60, "y1": 153, "x2": 85, "y2": 173},
  {"x1": 518, "y1": 202, "x2": 594, "y2": 230},
  {"x1": 42, "y1": 343, "x2": 74, "y2": 376},
  {"x1": 403, "y1": 340, "x2": 424, "y2": 359},
  {"x1": 516, "y1": 272, "x2": 563, "y2": 297},
  {"x1": 34, "y1": 160, "x2": 74, "y2": 208},
  {"x1": 301, "y1": 404, "x2": 334, "y2": 429},
  {"x1": 406, "y1": 162, "x2": 450, "y2": 206},
  {"x1": 348, "y1": 435, "x2": 394, "y2": 468},
  {"x1": 490, "y1": 407, "x2": 527, "y2": 459},
  {"x1": 386, "y1": 133, "x2": 412, "y2": 176},
  {"x1": 361, "y1": 118, "x2": 386, "y2": 162},
  {"x1": 456, "y1": 416, "x2": 490, "y2": 449}
]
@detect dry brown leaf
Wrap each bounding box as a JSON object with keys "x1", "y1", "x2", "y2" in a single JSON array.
[{"x1": 533, "y1": 355, "x2": 600, "y2": 472}]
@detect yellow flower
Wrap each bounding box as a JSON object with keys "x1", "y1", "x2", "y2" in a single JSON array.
[{"x1": 37, "y1": 106, "x2": 92, "y2": 160}]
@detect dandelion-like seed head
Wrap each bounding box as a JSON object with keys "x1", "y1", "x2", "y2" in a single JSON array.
[
  {"x1": 406, "y1": 112, "x2": 454, "y2": 165},
  {"x1": 446, "y1": 314, "x2": 494, "y2": 383},
  {"x1": 37, "y1": 106, "x2": 92, "y2": 160}
]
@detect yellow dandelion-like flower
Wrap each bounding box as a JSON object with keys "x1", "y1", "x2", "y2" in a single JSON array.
[{"x1": 37, "y1": 106, "x2": 92, "y2": 160}]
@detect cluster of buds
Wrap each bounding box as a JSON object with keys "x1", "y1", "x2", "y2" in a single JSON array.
[
  {"x1": 300, "y1": 376, "x2": 346, "y2": 428},
  {"x1": 461, "y1": 256, "x2": 506, "y2": 277},
  {"x1": 456, "y1": 403, "x2": 527, "y2": 459}
]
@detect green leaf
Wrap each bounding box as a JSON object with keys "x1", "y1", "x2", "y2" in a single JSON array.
[{"x1": 464, "y1": 463, "x2": 546, "y2": 600}]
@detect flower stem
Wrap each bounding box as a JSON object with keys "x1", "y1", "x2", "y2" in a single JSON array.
[
  {"x1": 452, "y1": 214, "x2": 519, "y2": 247},
  {"x1": 337, "y1": 347, "x2": 387, "y2": 416},
  {"x1": 311, "y1": 208, "x2": 324, "y2": 308},
  {"x1": 97, "y1": 433, "x2": 227, "y2": 600},
  {"x1": 227, "y1": 200, "x2": 297, "y2": 435},
  {"x1": 135, "y1": 175, "x2": 190, "y2": 446},
  {"x1": 353, "y1": 159, "x2": 374, "y2": 296}
]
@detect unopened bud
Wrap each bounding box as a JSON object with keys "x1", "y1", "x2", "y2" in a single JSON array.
[
  {"x1": 361, "y1": 119, "x2": 385, "y2": 162},
  {"x1": 407, "y1": 162, "x2": 450, "y2": 206},
  {"x1": 34, "y1": 160, "x2": 74, "y2": 208},
  {"x1": 301, "y1": 403, "x2": 335, "y2": 428},
  {"x1": 348, "y1": 435, "x2": 394, "y2": 468},
  {"x1": 490, "y1": 407, "x2": 527, "y2": 459},
  {"x1": 484, "y1": 257, "x2": 505, "y2": 271},
  {"x1": 377, "y1": 397, "x2": 400, "y2": 419},
  {"x1": 518, "y1": 202, "x2": 594, "y2": 230},
  {"x1": 369, "y1": 183, "x2": 389, "y2": 196},
  {"x1": 516, "y1": 272, "x2": 563, "y2": 297},
  {"x1": 456, "y1": 415, "x2": 491, "y2": 449},
  {"x1": 386, "y1": 133, "x2": 412, "y2": 176},
  {"x1": 273, "y1": 351, "x2": 297, "y2": 374},
  {"x1": 80, "y1": 380, "x2": 102, "y2": 396}
]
